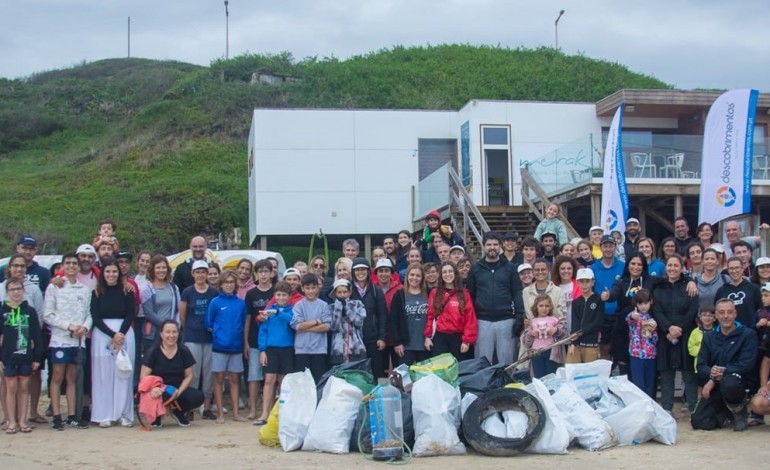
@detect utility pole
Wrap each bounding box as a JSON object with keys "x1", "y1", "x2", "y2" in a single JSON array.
[
  {"x1": 127, "y1": 16, "x2": 131, "y2": 58},
  {"x1": 224, "y1": 1, "x2": 230, "y2": 59},
  {"x1": 555, "y1": 10, "x2": 565, "y2": 50}
]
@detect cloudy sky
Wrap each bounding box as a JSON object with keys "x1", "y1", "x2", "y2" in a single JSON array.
[{"x1": 1, "y1": 0, "x2": 767, "y2": 91}]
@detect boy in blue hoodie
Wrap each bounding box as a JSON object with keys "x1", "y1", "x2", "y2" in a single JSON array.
[
  {"x1": 254, "y1": 281, "x2": 294, "y2": 426},
  {"x1": 205, "y1": 269, "x2": 247, "y2": 424},
  {"x1": 291, "y1": 273, "x2": 332, "y2": 382}
]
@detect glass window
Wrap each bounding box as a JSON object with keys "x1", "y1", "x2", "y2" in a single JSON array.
[{"x1": 483, "y1": 127, "x2": 508, "y2": 145}]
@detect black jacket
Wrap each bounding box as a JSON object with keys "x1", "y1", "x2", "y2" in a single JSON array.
[
  {"x1": 696, "y1": 324, "x2": 757, "y2": 383},
  {"x1": 389, "y1": 289, "x2": 409, "y2": 347},
  {"x1": 466, "y1": 257, "x2": 524, "y2": 323},
  {"x1": 571, "y1": 293, "x2": 605, "y2": 347},
  {"x1": 652, "y1": 277, "x2": 699, "y2": 371},
  {"x1": 351, "y1": 281, "x2": 387, "y2": 344},
  {"x1": 0, "y1": 301, "x2": 44, "y2": 365}
]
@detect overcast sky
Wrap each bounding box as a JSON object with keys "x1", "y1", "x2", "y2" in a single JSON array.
[{"x1": 1, "y1": 0, "x2": 767, "y2": 91}]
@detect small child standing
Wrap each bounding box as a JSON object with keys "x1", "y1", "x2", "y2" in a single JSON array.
[
  {"x1": 523, "y1": 294, "x2": 565, "y2": 378},
  {"x1": 254, "y1": 282, "x2": 295, "y2": 426},
  {"x1": 626, "y1": 289, "x2": 658, "y2": 398},
  {"x1": 687, "y1": 305, "x2": 716, "y2": 398},
  {"x1": 91, "y1": 218, "x2": 120, "y2": 252},
  {"x1": 328, "y1": 279, "x2": 367, "y2": 365},
  {"x1": 290, "y1": 273, "x2": 332, "y2": 382},
  {"x1": 0, "y1": 278, "x2": 44, "y2": 434}
]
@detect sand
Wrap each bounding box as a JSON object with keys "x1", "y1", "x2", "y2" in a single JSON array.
[{"x1": 0, "y1": 406, "x2": 766, "y2": 470}]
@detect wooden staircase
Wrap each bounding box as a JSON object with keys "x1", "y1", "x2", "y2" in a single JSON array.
[{"x1": 453, "y1": 206, "x2": 537, "y2": 259}]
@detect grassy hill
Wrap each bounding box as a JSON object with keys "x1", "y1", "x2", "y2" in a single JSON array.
[{"x1": 0, "y1": 45, "x2": 671, "y2": 255}]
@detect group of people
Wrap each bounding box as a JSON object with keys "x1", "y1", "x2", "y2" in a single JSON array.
[{"x1": 2, "y1": 208, "x2": 770, "y2": 435}]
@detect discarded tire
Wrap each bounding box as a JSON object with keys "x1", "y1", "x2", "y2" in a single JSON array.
[{"x1": 461, "y1": 388, "x2": 546, "y2": 456}]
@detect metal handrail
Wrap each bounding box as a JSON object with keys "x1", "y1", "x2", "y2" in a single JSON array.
[{"x1": 447, "y1": 166, "x2": 490, "y2": 248}]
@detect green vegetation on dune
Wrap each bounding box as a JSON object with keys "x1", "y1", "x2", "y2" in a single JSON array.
[{"x1": 0, "y1": 45, "x2": 670, "y2": 255}]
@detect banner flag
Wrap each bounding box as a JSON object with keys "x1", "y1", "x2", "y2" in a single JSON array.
[
  {"x1": 600, "y1": 104, "x2": 629, "y2": 235},
  {"x1": 699, "y1": 89, "x2": 758, "y2": 224}
]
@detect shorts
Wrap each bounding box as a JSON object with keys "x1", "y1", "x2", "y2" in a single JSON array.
[
  {"x1": 212, "y1": 351, "x2": 244, "y2": 373},
  {"x1": 50, "y1": 347, "x2": 84, "y2": 365},
  {"x1": 264, "y1": 347, "x2": 294, "y2": 376},
  {"x1": 599, "y1": 317, "x2": 616, "y2": 345},
  {"x1": 247, "y1": 348, "x2": 264, "y2": 381},
  {"x1": 4, "y1": 363, "x2": 32, "y2": 377}
]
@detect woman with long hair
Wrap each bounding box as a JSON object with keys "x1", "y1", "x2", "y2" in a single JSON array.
[
  {"x1": 658, "y1": 237, "x2": 678, "y2": 264},
  {"x1": 394, "y1": 230, "x2": 414, "y2": 273},
  {"x1": 694, "y1": 248, "x2": 727, "y2": 308},
  {"x1": 552, "y1": 255, "x2": 581, "y2": 335},
  {"x1": 90, "y1": 258, "x2": 136, "y2": 428},
  {"x1": 575, "y1": 239, "x2": 594, "y2": 268},
  {"x1": 236, "y1": 258, "x2": 255, "y2": 300},
  {"x1": 696, "y1": 222, "x2": 716, "y2": 250},
  {"x1": 393, "y1": 263, "x2": 430, "y2": 366},
  {"x1": 637, "y1": 237, "x2": 665, "y2": 277},
  {"x1": 686, "y1": 242, "x2": 705, "y2": 276},
  {"x1": 423, "y1": 262, "x2": 477, "y2": 361},
  {"x1": 141, "y1": 255, "x2": 181, "y2": 353}
]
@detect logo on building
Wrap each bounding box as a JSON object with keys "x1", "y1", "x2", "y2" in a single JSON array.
[{"x1": 715, "y1": 186, "x2": 736, "y2": 207}]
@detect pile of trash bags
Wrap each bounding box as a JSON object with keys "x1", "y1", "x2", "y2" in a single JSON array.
[{"x1": 259, "y1": 356, "x2": 677, "y2": 457}]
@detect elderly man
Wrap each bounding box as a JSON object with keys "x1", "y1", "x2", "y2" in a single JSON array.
[
  {"x1": 692, "y1": 298, "x2": 757, "y2": 431},
  {"x1": 466, "y1": 231, "x2": 524, "y2": 365},
  {"x1": 173, "y1": 235, "x2": 208, "y2": 292}
]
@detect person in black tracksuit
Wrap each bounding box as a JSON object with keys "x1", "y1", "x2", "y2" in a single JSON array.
[
  {"x1": 350, "y1": 258, "x2": 387, "y2": 377},
  {"x1": 567, "y1": 269, "x2": 605, "y2": 363}
]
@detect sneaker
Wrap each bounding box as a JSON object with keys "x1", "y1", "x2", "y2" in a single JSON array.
[
  {"x1": 210, "y1": 404, "x2": 228, "y2": 414},
  {"x1": 681, "y1": 403, "x2": 690, "y2": 413},
  {"x1": 51, "y1": 416, "x2": 64, "y2": 431},
  {"x1": 151, "y1": 417, "x2": 163, "y2": 428},
  {"x1": 170, "y1": 408, "x2": 191, "y2": 427},
  {"x1": 65, "y1": 416, "x2": 89, "y2": 429},
  {"x1": 120, "y1": 417, "x2": 133, "y2": 428},
  {"x1": 202, "y1": 409, "x2": 217, "y2": 420},
  {"x1": 99, "y1": 421, "x2": 112, "y2": 428}
]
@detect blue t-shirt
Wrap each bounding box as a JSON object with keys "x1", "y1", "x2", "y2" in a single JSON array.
[{"x1": 181, "y1": 285, "x2": 218, "y2": 343}]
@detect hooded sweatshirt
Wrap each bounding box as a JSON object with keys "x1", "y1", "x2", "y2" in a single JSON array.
[
  {"x1": 714, "y1": 280, "x2": 762, "y2": 328},
  {"x1": 0, "y1": 300, "x2": 44, "y2": 365}
]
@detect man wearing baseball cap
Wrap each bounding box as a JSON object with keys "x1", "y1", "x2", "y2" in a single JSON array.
[
  {"x1": 624, "y1": 218, "x2": 642, "y2": 259},
  {"x1": 0, "y1": 235, "x2": 52, "y2": 294}
]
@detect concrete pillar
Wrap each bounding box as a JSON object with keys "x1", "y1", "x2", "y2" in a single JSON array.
[{"x1": 259, "y1": 236, "x2": 267, "y2": 251}]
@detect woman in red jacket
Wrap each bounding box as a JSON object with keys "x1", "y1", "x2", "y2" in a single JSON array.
[{"x1": 424, "y1": 262, "x2": 477, "y2": 361}]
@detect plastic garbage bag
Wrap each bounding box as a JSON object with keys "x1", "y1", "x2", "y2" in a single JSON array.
[
  {"x1": 279, "y1": 369, "x2": 317, "y2": 452},
  {"x1": 524, "y1": 378, "x2": 572, "y2": 454},
  {"x1": 259, "y1": 400, "x2": 280, "y2": 447},
  {"x1": 461, "y1": 392, "x2": 478, "y2": 419},
  {"x1": 316, "y1": 359, "x2": 372, "y2": 401},
  {"x1": 458, "y1": 363, "x2": 509, "y2": 395},
  {"x1": 608, "y1": 375, "x2": 677, "y2": 445},
  {"x1": 502, "y1": 410, "x2": 528, "y2": 439},
  {"x1": 604, "y1": 400, "x2": 656, "y2": 446},
  {"x1": 412, "y1": 374, "x2": 466, "y2": 456},
  {"x1": 565, "y1": 360, "x2": 623, "y2": 417},
  {"x1": 409, "y1": 353, "x2": 459, "y2": 386},
  {"x1": 302, "y1": 377, "x2": 363, "y2": 454},
  {"x1": 552, "y1": 383, "x2": 616, "y2": 451}
]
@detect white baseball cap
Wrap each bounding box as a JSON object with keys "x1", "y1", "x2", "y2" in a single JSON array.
[
  {"x1": 76, "y1": 244, "x2": 97, "y2": 256},
  {"x1": 282, "y1": 268, "x2": 301, "y2": 279},
  {"x1": 589, "y1": 225, "x2": 603, "y2": 234},
  {"x1": 576, "y1": 268, "x2": 595, "y2": 280},
  {"x1": 517, "y1": 263, "x2": 533, "y2": 274},
  {"x1": 192, "y1": 260, "x2": 209, "y2": 271},
  {"x1": 756, "y1": 257, "x2": 770, "y2": 267},
  {"x1": 375, "y1": 258, "x2": 394, "y2": 271},
  {"x1": 626, "y1": 217, "x2": 640, "y2": 225}
]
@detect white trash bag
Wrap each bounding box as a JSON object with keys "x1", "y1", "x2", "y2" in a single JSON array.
[
  {"x1": 524, "y1": 378, "x2": 572, "y2": 454},
  {"x1": 608, "y1": 375, "x2": 677, "y2": 445},
  {"x1": 502, "y1": 410, "x2": 528, "y2": 439},
  {"x1": 302, "y1": 376, "x2": 363, "y2": 453},
  {"x1": 552, "y1": 382, "x2": 616, "y2": 451},
  {"x1": 460, "y1": 392, "x2": 478, "y2": 419},
  {"x1": 412, "y1": 373, "x2": 466, "y2": 456},
  {"x1": 279, "y1": 369, "x2": 317, "y2": 452},
  {"x1": 565, "y1": 359, "x2": 623, "y2": 417},
  {"x1": 604, "y1": 400, "x2": 656, "y2": 446}
]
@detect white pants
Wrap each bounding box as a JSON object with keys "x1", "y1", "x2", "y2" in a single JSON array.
[{"x1": 91, "y1": 319, "x2": 135, "y2": 423}]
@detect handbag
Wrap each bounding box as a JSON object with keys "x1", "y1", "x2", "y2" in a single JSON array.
[{"x1": 115, "y1": 348, "x2": 133, "y2": 379}]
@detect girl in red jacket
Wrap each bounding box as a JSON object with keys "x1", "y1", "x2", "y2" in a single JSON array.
[{"x1": 424, "y1": 262, "x2": 477, "y2": 361}]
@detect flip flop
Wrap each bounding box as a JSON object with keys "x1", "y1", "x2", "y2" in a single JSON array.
[
  {"x1": 748, "y1": 418, "x2": 765, "y2": 427},
  {"x1": 252, "y1": 419, "x2": 267, "y2": 426},
  {"x1": 5, "y1": 427, "x2": 17, "y2": 434},
  {"x1": 19, "y1": 426, "x2": 32, "y2": 433},
  {"x1": 28, "y1": 416, "x2": 48, "y2": 424}
]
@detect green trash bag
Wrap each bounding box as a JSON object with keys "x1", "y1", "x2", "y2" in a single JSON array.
[
  {"x1": 409, "y1": 353, "x2": 459, "y2": 386},
  {"x1": 334, "y1": 369, "x2": 376, "y2": 396}
]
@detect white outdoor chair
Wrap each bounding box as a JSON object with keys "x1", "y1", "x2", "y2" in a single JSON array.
[
  {"x1": 660, "y1": 153, "x2": 684, "y2": 178},
  {"x1": 754, "y1": 155, "x2": 770, "y2": 179},
  {"x1": 630, "y1": 152, "x2": 656, "y2": 178}
]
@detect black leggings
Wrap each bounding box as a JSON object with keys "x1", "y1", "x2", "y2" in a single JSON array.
[
  {"x1": 164, "y1": 388, "x2": 204, "y2": 413},
  {"x1": 431, "y1": 332, "x2": 467, "y2": 362}
]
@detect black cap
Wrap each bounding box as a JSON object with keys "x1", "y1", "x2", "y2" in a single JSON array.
[
  {"x1": 600, "y1": 235, "x2": 617, "y2": 245},
  {"x1": 540, "y1": 231, "x2": 557, "y2": 240},
  {"x1": 351, "y1": 257, "x2": 370, "y2": 270},
  {"x1": 17, "y1": 235, "x2": 37, "y2": 246},
  {"x1": 116, "y1": 251, "x2": 133, "y2": 261},
  {"x1": 503, "y1": 231, "x2": 519, "y2": 240}
]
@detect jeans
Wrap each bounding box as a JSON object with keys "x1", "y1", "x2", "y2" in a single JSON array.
[
  {"x1": 475, "y1": 319, "x2": 515, "y2": 365},
  {"x1": 530, "y1": 354, "x2": 557, "y2": 379},
  {"x1": 659, "y1": 368, "x2": 697, "y2": 411},
  {"x1": 629, "y1": 357, "x2": 656, "y2": 398}
]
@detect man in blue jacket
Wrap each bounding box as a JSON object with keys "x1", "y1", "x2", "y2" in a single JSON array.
[
  {"x1": 467, "y1": 231, "x2": 524, "y2": 365},
  {"x1": 591, "y1": 235, "x2": 624, "y2": 360},
  {"x1": 692, "y1": 298, "x2": 757, "y2": 431}
]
